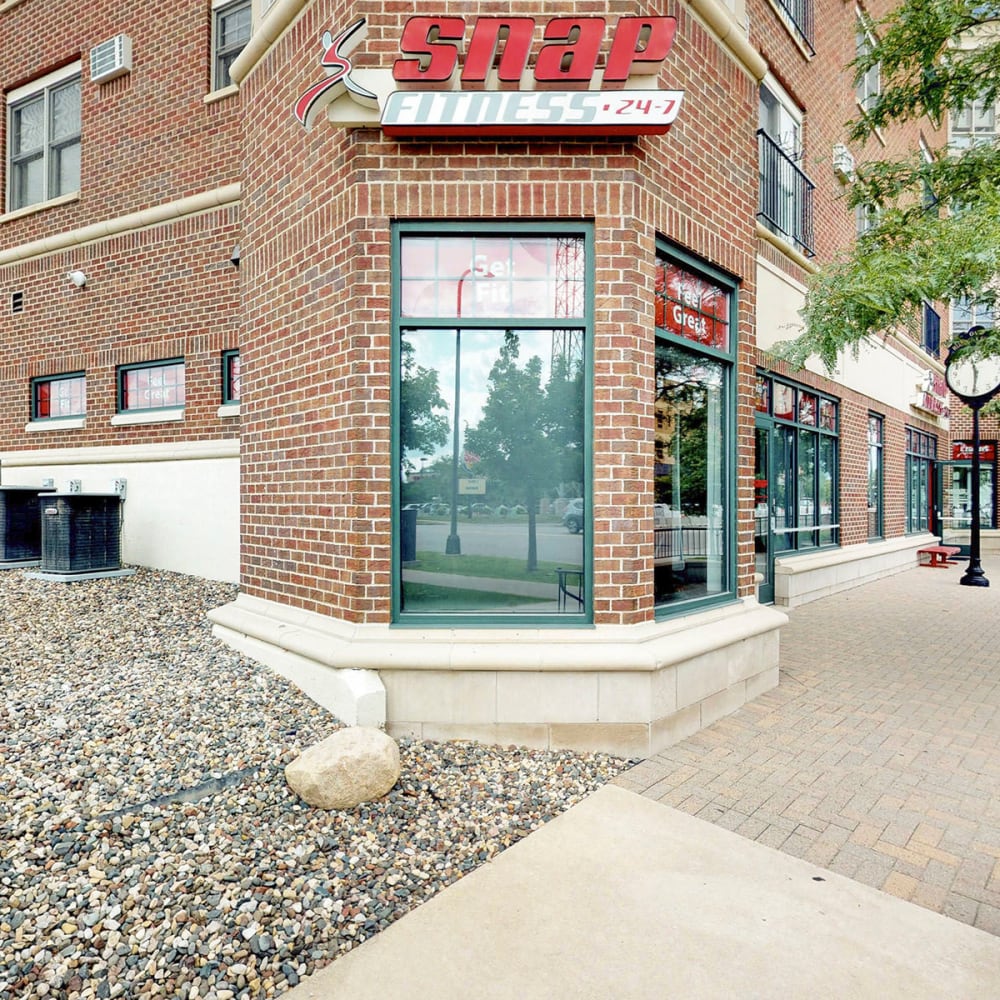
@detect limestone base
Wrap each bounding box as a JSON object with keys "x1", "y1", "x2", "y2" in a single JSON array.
[{"x1": 209, "y1": 595, "x2": 786, "y2": 759}]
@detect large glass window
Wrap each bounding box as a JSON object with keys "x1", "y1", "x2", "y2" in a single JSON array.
[
  {"x1": 868, "y1": 414, "x2": 883, "y2": 539},
  {"x1": 653, "y1": 251, "x2": 734, "y2": 609},
  {"x1": 905, "y1": 427, "x2": 936, "y2": 533},
  {"x1": 7, "y1": 68, "x2": 81, "y2": 212},
  {"x1": 395, "y1": 228, "x2": 588, "y2": 619}
]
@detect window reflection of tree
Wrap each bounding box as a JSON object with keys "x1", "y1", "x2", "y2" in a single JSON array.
[
  {"x1": 654, "y1": 345, "x2": 718, "y2": 517},
  {"x1": 399, "y1": 337, "x2": 450, "y2": 480},
  {"x1": 464, "y1": 331, "x2": 584, "y2": 571}
]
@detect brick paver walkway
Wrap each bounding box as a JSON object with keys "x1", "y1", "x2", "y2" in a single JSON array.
[{"x1": 613, "y1": 564, "x2": 1000, "y2": 934}]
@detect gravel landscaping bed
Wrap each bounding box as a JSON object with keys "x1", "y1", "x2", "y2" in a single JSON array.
[{"x1": 0, "y1": 568, "x2": 630, "y2": 999}]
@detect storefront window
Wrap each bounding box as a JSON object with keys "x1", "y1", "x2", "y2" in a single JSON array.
[
  {"x1": 653, "y1": 249, "x2": 734, "y2": 610},
  {"x1": 905, "y1": 428, "x2": 936, "y2": 533},
  {"x1": 757, "y1": 374, "x2": 839, "y2": 551},
  {"x1": 868, "y1": 414, "x2": 883, "y2": 539},
  {"x1": 395, "y1": 227, "x2": 589, "y2": 619}
]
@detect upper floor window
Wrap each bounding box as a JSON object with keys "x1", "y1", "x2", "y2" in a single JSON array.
[
  {"x1": 6, "y1": 66, "x2": 81, "y2": 213},
  {"x1": 222, "y1": 350, "x2": 241, "y2": 403},
  {"x1": 922, "y1": 303, "x2": 941, "y2": 358},
  {"x1": 758, "y1": 81, "x2": 814, "y2": 257},
  {"x1": 953, "y1": 296, "x2": 996, "y2": 335},
  {"x1": 118, "y1": 359, "x2": 185, "y2": 412},
  {"x1": 867, "y1": 414, "x2": 883, "y2": 540},
  {"x1": 32, "y1": 372, "x2": 86, "y2": 420},
  {"x1": 855, "y1": 202, "x2": 880, "y2": 237},
  {"x1": 213, "y1": 0, "x2": 252, "y2": 91},
  {"x1": 952, "y1": 98, "x2": 996, "y2": 149},
  {"x1": 855, "y1": 18, "x2": 881, "y2": 115}
]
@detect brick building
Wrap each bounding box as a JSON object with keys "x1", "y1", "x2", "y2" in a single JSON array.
[{"x1": 1, "y1": 0, "x2": 992, "y2": 756}]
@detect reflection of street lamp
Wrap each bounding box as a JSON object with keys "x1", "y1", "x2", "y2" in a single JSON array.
[
  {"x1": 944, "y1": 326, "x2": 1000, "y2": 587},
  {"x1": 445, "y1": 263, "x2": 490, "y2": 555}
]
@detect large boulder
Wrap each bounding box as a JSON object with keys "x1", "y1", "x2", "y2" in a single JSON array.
[{"x1": 285, "y1": 727, "x2": 401, "y2": 810}]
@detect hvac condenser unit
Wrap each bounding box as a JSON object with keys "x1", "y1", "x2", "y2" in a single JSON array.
[
  {"x1": 40, "y1": 493, "x2": 123, "y2": 574},
  {"x1": 0, "y1": 487, "x2": 44, "y2": 563}
]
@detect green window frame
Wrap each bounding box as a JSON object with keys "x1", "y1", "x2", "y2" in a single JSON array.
[
  {"x1": 868, "y1": 413, "x2": 884, "y2": 540},
  {"x1": 653, "y1": 243, "x2": 738, "y2": 615},
  {"x1": 392, "y1": 222, "x2": 592, "y2": 624},
  {"x1": 118, "y1": 359, "x2": 185, "y2": 413},
  {"x1": 222, "y1": 349, "x2": 241, "y2": 403},
  {"x1": 32, "y1": 371, "x2": 86, "y2": 421},
  {"x1": 757, "y1": 372, "x2": 839, "y2": 552},
  {"x1": 905, "y1": 427, "x2": 936, "y2": 533}
]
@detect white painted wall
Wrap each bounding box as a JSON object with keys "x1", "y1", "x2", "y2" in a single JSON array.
[
  {"x1": 0, "y1": 440, "x2": 239, "y2": 582},
  {"x1": 755, "y1": 256, "x2": 948, "y2": 426}
]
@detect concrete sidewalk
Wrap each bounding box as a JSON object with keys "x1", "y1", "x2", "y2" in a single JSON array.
[
  {"x1": 285, "y1": 784, "x2": 1000, "y2": 999},
  {"x1": 283, "y1": 565, "x2": 1000, "y2": 997}
]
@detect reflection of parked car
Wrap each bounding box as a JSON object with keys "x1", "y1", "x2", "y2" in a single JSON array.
[
  {"x1": 562, "y1": 498, "x2": 584, "y2": 534},
  {"x1": 471, "y1": 503, "x2": 493, "y2": 515}
]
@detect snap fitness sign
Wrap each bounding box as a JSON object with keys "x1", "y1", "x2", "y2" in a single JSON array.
[{"x1": 295, "y1": 16, "x2": 685, "y2": 137}]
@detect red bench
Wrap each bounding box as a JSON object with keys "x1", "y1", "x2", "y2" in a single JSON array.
[{"x1": 917, "y1": 545, "x2": 962, "y2": 568}]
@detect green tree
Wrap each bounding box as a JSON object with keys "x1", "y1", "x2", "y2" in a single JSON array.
[
  {"x1": 399, "y1": 339, "x2": 450, "y2": 471},
  {"x1": 464, "y1": 332, "x2": 582, "y2": 571},
  {"x1": 778, "y1": 0, "x2": 1000, "y2": 371}
]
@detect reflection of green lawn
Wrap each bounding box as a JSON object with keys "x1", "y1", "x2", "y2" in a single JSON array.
[
  {"x1": 402, "y1": 584, "x2": 551, "y2": 610},
  {"x1": 414, "y1": 551, "x2": 581, "y2": 583}
]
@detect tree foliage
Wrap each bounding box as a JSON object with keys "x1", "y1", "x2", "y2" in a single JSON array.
[
  {"x1": 776, "y1": 0, "x2": 1000, "y2": 370},
  {"x1": 464, "y1": 332, "x2": 583, "y2": 571},
  {"x1": 399, "y1": 339, "x2": 450, "y2": 467}
]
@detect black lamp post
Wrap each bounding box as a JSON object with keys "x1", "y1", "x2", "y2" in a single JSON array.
[{"x1": 944, "y1": 326, "x2": 1000, "y2": 588}]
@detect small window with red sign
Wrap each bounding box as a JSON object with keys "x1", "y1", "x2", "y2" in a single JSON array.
[
  {"x1": 655, "y1": 259, "x2": 729, "y2": 351},
  {"x1": 773, "y1": 382, "x2": 795, "y2": 421},
  {"x1": 755, "y1": 375, "x2": 770, "y2": 413},
  {"x1": 798, "y1": 392, "x2": 817, "y2": 426}
]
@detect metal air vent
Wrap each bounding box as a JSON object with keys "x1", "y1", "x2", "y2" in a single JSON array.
[
  {"x1": 11, "y1": 291, "x2": 24, "y2": 314},
  {"x1": 90, "y1": 34, "x2": 133, "y2": 84}
]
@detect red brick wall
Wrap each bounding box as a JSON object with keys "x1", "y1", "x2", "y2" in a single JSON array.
[
  {"x1": 0, "y1": 2, "x2": 243, "y2": 451},
  {"x1": 237, "y1": 1, "x2": 760, "y2": 623}
]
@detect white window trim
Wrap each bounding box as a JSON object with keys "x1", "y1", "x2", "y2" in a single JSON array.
[
  {"x1": 760, "y1": 73, "x2": 803, "y2": 152},
  {"x1": 217, "y1": 402, "x2": 241, "y2": 418},
  {"x1": 7, "y1": 62, "x2": 80, "y2": 104},
  {"x1": 111, "y1": 407, "x2": 185, "y2": 427},
  {"x1": 26, "y1": 417, "x2": 85, "y2": 433}
]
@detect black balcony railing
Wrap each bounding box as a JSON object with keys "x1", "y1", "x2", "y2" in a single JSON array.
[
  {"x1": 757, "y1": 129, "x2": 815, "y2": 258},
  {"x1": 774, "y1": 0, "x2": 815, "y2": 54}
]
